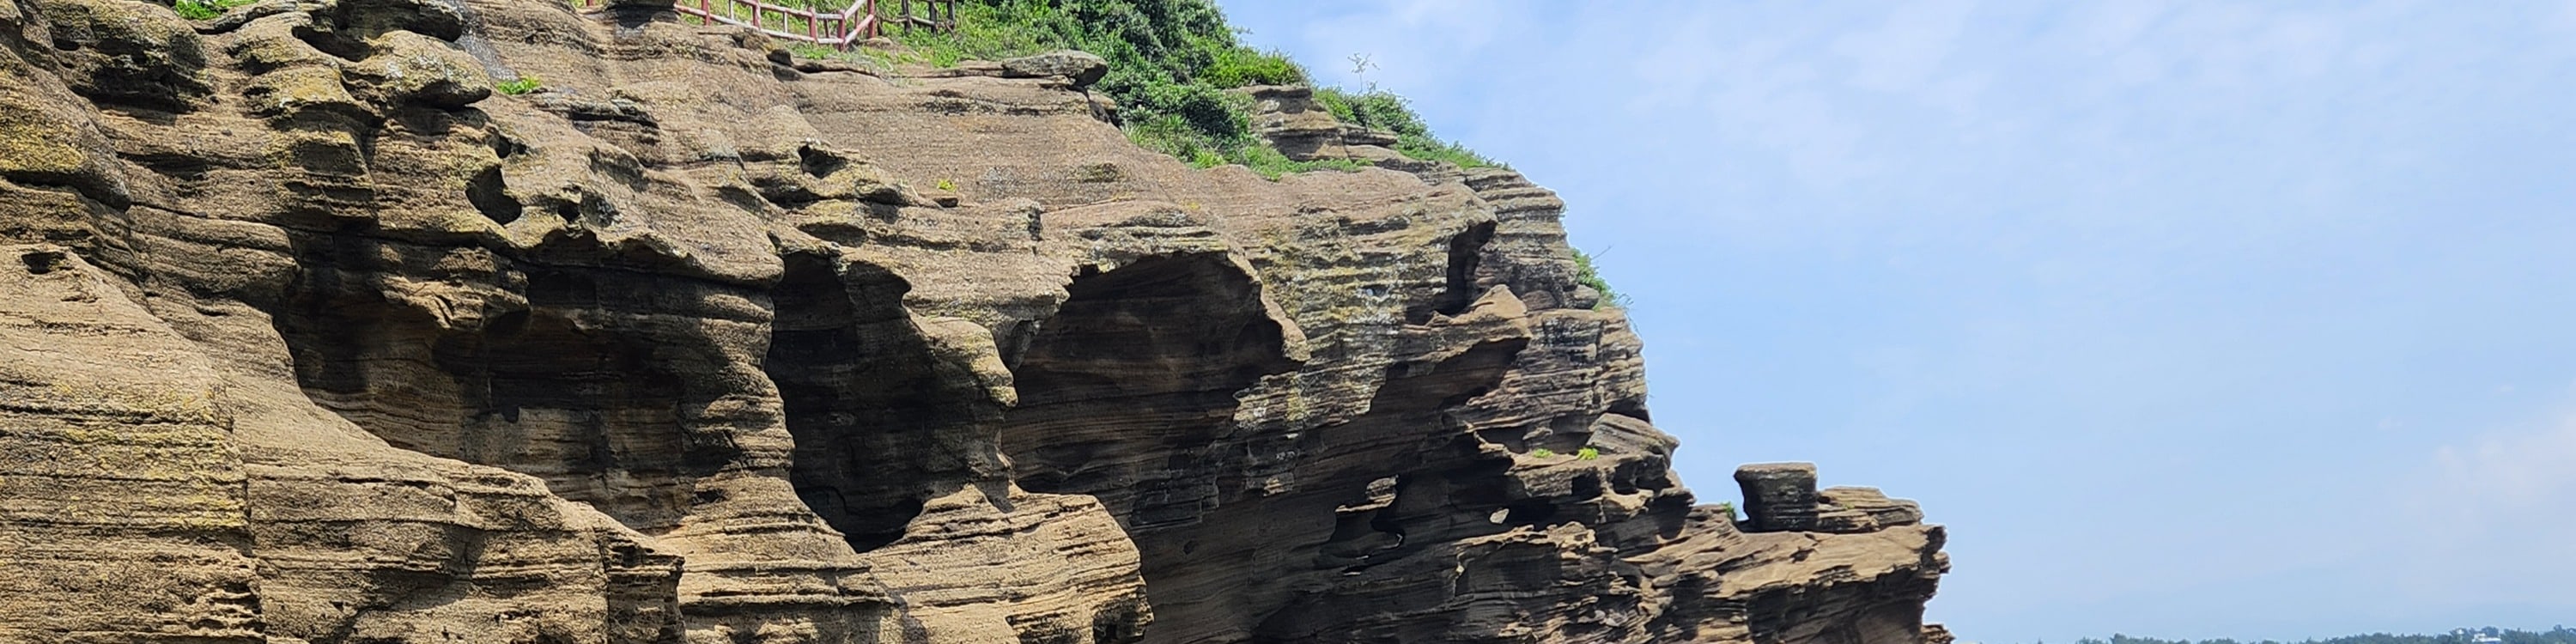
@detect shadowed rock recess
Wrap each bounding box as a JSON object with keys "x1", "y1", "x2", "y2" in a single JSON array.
[{"x1": 0, "y1": 0, "x2": 1947, "y2": 640}]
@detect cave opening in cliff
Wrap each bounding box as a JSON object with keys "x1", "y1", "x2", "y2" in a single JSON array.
[
  {"x1": 765, "y1": 254, "x2": 988, "y2": 551},
  {"x1": 995, "y1": 252, "x2": 1297, "y2": 524}
]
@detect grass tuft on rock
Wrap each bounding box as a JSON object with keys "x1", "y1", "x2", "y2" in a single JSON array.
[
  {"x1": 1571, "y1": 248, "x2": 1628, "y2": 310},
  {"x1": 171, "y1": 0, "x2": 256, "y2": 20},
  {"x1": 495, "y1": 76, "x2": 543, "y2": 95},
  {"x1": 1314, "y1": 87, "x2": 1504, "y2": 169}
]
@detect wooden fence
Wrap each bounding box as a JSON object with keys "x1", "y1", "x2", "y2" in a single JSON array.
[{"x1": 580, "y1": 0, "x2": 955, "y2": 50}]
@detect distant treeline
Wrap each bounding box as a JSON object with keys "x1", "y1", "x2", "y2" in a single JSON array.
[{"x1": 2072, "y1": 628, "x2": 2576, "y2": 644}]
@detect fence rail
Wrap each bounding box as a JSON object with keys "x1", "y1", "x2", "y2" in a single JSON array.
[{"x1": 579, "y1": 0, "x2": 953, "y2": 49}]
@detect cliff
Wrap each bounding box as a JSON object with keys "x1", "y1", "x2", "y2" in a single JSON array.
[{"x1": 0, "y1": 0, "x2": 1947, "y2": 641}]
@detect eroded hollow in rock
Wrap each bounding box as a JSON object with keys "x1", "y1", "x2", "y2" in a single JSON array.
[
  {"x1": 1412, "y1": 221, "x2": 1496, "y2": 323},
  {"x1": 464, "y1": 165, "x2": 519, "y2": 224},
  {"x1": 996, "y1": 253, "x2": 1297, "y2": 524},
  {"x1": 271, "y1": 237, "x2": 720, "y2": 532},
  {"x1": 766, "y1": 254, "x2": 987, "y2": 551},
  {"x1": 993, "y1": 249, "x2": 1563, "y2": 642},
  {"x1": 19, "y1": 250, "x2": 67, "y2": 275}
]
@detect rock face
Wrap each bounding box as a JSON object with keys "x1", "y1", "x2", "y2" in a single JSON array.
[
  {"x1": 0, "y1": 0, "x2": 1946, "y2": 641},
  {"x1": 999, "y1": 50, "x2": 1109, "y2": 88},
  {"x1": 1237, "y1": 84, "x2": 1408, "y2": 167}
]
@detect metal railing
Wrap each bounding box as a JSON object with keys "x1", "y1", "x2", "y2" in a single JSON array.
[{"x1": 579, "y1": 0, "x2": 954, "y2": 50}]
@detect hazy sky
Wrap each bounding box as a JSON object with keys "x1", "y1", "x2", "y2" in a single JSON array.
[{"x1": 1220, "y1": 2, "x2": 2576, "y2": 641}]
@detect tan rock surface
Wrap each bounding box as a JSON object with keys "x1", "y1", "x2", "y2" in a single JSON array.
[{"x1": 0, "y1": 0, "x2": 1947, "y2": 641}]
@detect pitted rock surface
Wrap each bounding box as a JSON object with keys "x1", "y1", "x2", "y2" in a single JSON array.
[
  {"x1": 999, "y1": 49, "x2": 1109, "y2": 88},
  {"x1": 0, "y1": 0, "x2": 1947, "y2": 641}
]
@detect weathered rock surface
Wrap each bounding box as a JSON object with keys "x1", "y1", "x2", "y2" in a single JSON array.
[
  {"x1": 1237, "y1": 84, "x2": 1407, "y2": 167},
  {"x1": 0, "y1": 0, "x2": 1946, "y2": 641},
  {"x1": 999, "y1": 50, "x2": 1109, "y2": 88}
]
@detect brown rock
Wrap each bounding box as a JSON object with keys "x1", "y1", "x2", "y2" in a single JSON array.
[
  {"x1": 1000, "y1": 49, "x2": 1109, "y2": 88},
  {"x1": 1738, "y1": 461, "x2": 1823, "y2": 532},
  {"x1": 0, "y1": 0, "x2": 1947, "y2": 641},
  {"x1": 31, "y1": 0, "x2": 210, "y2": 109},
  {"x1": 1817, "y1": 485, "x2": 1927, "y2": 533},
  {"x1": 1234, "y1": 83, "x2": 1417, "y2": 166},
  {"x1": 339, "y1": 30, "x2": 492, "y2": 107}
]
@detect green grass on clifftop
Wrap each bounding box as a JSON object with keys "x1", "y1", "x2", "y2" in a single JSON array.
[
  {"x1": 1313, "y1": 87, "x2": 1504, "y2": 169},
  {"x1": 1571, "y1": 248, "x2": 1628, "y2": 309},
  {"x1": 870, "y1": 1, "x2": 1612, "y2": 301},
  {"x1": 885, "y1": 0, "x2": 1492, "y2": 179}
]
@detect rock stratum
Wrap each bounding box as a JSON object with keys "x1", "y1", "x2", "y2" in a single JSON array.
[{"x1": 0, "y1": 0, "x2": 1947, "y2": 641}]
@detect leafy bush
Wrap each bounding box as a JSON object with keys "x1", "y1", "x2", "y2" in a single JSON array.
[
  {"x1": 1200, "y1": 47, "x2": 1303, "y2": 88},
  {"x1": 1529, "y1": 447, "x2": 1556, "y2": 459},
  {"x1": 1128, "y1": 80, "x2": 1251, "y2": 143},
  {"x1": 172, "y1": 0, "x2": 217, "y2": 19},
  {"x1": 1314, "y1": 88, "x2": 1425, "y2": 137},
  {"x1": 884, "y1": 0, "x2": 1464, "y2": 179},
  {"x1": 1576, "y1": 447, "x2": 1601, "y2": 460}
]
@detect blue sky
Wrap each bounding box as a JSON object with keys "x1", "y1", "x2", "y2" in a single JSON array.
[{"x1": 1219, "y1": 2, "x2": 2576, "y2": 641}]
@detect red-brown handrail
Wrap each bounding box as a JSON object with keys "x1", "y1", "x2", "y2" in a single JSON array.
[{"x1": 576, "y1": 0, "x2": 952, "y2": 50}]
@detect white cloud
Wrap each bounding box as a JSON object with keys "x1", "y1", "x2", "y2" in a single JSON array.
[
  {"x1": 2421, "y1": 417, "x2": 2576, "y2": 513},
  {"x1": 2392, "y1": 412, "x2": 2576, "y2": 601}
]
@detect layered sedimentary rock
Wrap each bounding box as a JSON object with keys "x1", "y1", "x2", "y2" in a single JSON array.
[
  {"x1": 0, "y1": 0, "x2": 1947, "y2": 641},
  {"x1": 1237, "y1": 84, "x2": 1404, "y2": 167}
]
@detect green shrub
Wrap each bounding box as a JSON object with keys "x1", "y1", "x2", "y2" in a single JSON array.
[
  {"x1": 1200, "y1": 47, "x2": 1303, "y2": 88},
  {"x1": 1716, "y1": 501, "x2": 1738, "y2": 519},
  {"x1": 1571, "y1": 248, "x2": 1627, "y2": 309},
  {"x1": 885, "y1": 1, "x2": 1347, "y2": 179},
  {"x1": 495, "y1": 76, "x2": 544, "y2": 95},
  {"x1": 1129, "y1": 80, "x2": 1251, "y2": 143},
  {"x1": 1315, "y1": 87, "x2": 1504, "y2": 169},
  {"x1": 1395, "y1": 134, "x2": 1504, "y2": 170},
  {"x1": 888, "y1": 0, "x2": 1499, "y2": 178},
  {"x1": 1576, "y1": 447, "x2": 1600, "y2": 460},
  {"x1": 172, "y1": 0, "x2": 218, "y2": 19},
  {"x1": 1314, "y1": 87, "x2": 1424, "y2": 137},
  {"x1": 1529, "y1": 447, "x2": 1556, "y2": 459}
]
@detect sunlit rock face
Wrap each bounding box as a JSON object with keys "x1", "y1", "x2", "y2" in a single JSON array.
[{"x1": 0, "y1": 0, "x2": 1943, "y2": 641}]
